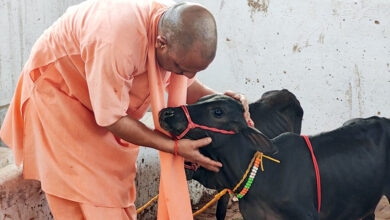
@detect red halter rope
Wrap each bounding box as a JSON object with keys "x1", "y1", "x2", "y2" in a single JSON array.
[
  {"x1": 301, "y1": 135, "x2": 321, "y2": 213},
  {"x1": 177, "y1": 105, "x2": 252, "y2": 171},
  {"x1": 175, "y1": 105, "x2": 236, "y2": 140}
]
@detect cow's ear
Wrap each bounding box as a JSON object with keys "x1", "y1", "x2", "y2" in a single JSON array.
[{"x1": 241, "y1": 127, "x2": 278, "y2": 155}]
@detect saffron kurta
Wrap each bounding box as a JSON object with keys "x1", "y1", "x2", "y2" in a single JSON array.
[{"x1": 0, "y1": 0, "x2": 193, "y2": 218}]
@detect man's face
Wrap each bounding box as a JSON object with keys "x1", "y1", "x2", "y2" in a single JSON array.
[{"x1": 156, "y1": 42, "x2": 210, "y2": 79}]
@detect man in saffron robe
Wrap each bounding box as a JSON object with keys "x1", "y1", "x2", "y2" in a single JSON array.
[{"x1": 0, "y1": 0, "x2": 251, "y2": 219}]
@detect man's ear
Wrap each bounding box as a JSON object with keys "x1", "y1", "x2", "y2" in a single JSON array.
[
  {"x1": 241, "y1": 126, "x2": 278, "y2": 155},
  {"x1": 155, "y1": 35, "x2": 167, "y2": 49}
]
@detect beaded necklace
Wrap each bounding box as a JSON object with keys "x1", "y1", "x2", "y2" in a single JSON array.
[
  {"x1": 192, "y1": 151, "x2": 280, "y2": 216},
  {"x1": 228, "y1": 151, "x2": 280, "y2": 201}
]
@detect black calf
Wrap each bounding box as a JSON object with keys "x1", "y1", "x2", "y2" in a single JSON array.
[
  {"x1": 219, "y1": 89, "x2": 303, "y2": 219},
  {"x1": 249, "y1": 89, "x2": 303, "y2": 138},
  {"x1": 187, "y1": 89, "x2": 304, "y2": 220},
  {"x1": 159, "y1": 94, "x2": 390, "y2": 220}
]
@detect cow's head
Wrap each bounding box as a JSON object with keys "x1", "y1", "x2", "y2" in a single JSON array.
[
  {"x1": 159, "y1": 94, "x2": 278, "y2": 188},
  {"x1": 160, "y1": 94, "x2": 277, "y2": 154},
  {"x1": 249, "y1": 89, "x2": 304, "y2": 139}
]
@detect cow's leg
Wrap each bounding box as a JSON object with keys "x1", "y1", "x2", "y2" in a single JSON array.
[{"x1": 216, "y1": 194, "x2": 229, "y2": 220}]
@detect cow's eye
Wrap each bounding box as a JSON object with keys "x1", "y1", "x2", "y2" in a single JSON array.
[{"x1": 213, "y1": 108, "x2": 224, "y2": 118}]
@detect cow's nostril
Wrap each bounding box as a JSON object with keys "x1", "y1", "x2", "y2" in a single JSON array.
[{"x1": 163, "y1": 109, "x2": 175, "y2": 119}]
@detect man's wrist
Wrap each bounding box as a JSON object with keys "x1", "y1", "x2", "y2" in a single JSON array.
[{"x1": 150, "y1": 131, "x2": 176, "y2": 154}]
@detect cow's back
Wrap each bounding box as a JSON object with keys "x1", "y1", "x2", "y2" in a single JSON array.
[{"x1": 310, "y1": 116, "x2": 390, "y2": 219}]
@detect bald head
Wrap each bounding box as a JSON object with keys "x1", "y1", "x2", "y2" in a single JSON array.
[{"x1": 158, "y1": 2, "x2": 217, "y2": 62}]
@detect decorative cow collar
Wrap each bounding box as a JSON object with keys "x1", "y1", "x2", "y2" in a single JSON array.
[
  {"x1": 193, "y1": 151, "x2": 280, "y2": 217},
  {"x1": 228, "y1": 151, "x2": 280, "y2": 201},
  {"x1": 179, "y1": 104, "x2": 254, "y2": 171}
]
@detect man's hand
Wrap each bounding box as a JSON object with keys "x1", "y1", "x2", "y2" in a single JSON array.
[
  {"x1": 224, "y1": 91, "x2": 254, "y2": 126},
  {"x1": 176, "y1": 137, "x2": 222, "y2": 172},
  {"x1": 105, "y1": 114, "x2": 222, "y2": 172}
]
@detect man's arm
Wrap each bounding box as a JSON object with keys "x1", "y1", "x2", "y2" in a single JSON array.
[{"x1": 105, "y1": 115, "x2": 222, "y2": 172}]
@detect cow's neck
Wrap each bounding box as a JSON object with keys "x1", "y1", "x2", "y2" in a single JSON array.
[
  {"x1": 212, "y1": 134, "x2": 263, "y2": 190},
  {"x1": 214, "y1": 134, "x2": 282, "y2": 200}
]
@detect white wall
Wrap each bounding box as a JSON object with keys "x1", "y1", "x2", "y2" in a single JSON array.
[
  {"x1": 0, "y1": 0, "x2": 83, "y2": 146},
  {"x1": 0, "y1": 0, "x2": 83, "y2": 106},
  {"x1": 190, "y1": 0, "x2": 390, "y2": 134}
]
